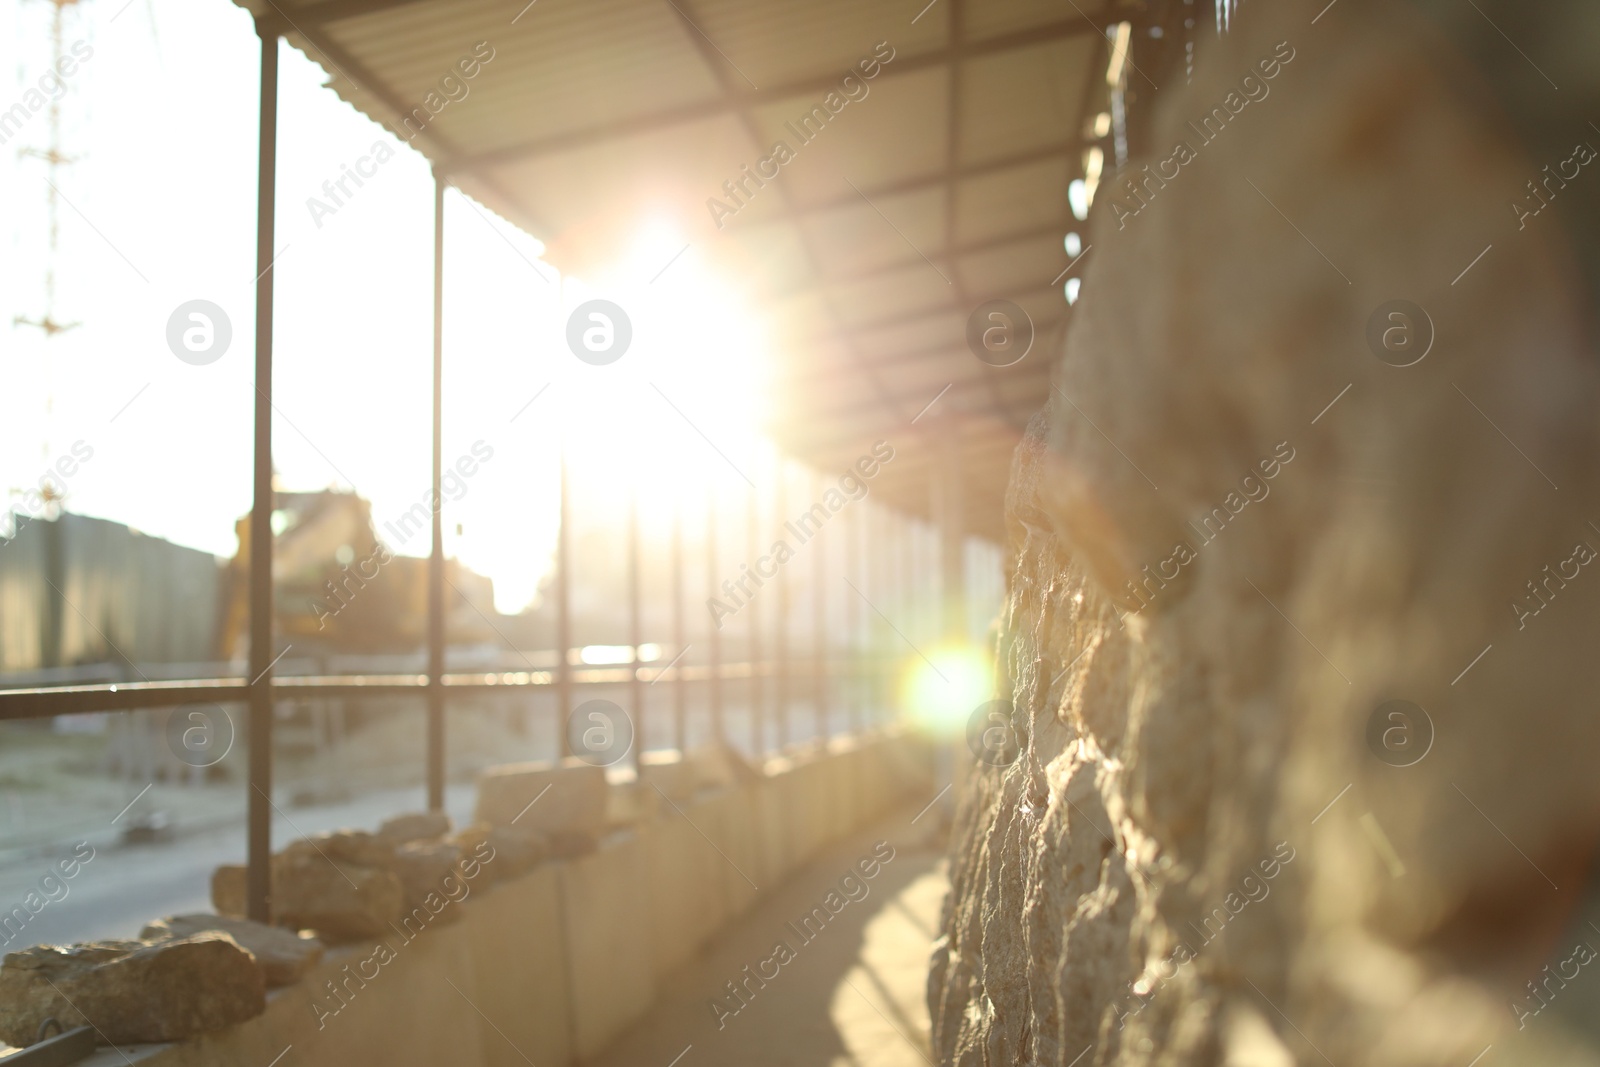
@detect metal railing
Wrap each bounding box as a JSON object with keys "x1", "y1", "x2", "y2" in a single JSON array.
[{"x1": 0, "y1": 14, "x2": 937, "y2": 927}]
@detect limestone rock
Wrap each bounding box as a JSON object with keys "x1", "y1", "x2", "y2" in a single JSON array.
[
  {"x1": 211, "y1": 863, "x2": 249, "y2": 920},
  {"x1": 450, "y1": 823, "x2": 546, "y2": 882},
  {"x1": 279, "y1": 829, "x2": 392, "y2": 870},
  {"x1": 274, "y1": 850, "x2": 405, "y2": 943},
  {"x1": 376, "y1": 811, "x2": 452, "y2": 847},
  {"x1": 0, "y1": 935, "x2": 265, "y2": 1047},
  {"x1": 212, "y1": 837, "x2": 403, "y2": 940},
  {"x1": 475, "y1": 760, "x2": 607, "y2": 846},
  {"x1": 140, "y1": 914, "x2": 323, "y2": 987},
  {"x1": 390, "y1": 840, "x2": 465, "y2": 920}
]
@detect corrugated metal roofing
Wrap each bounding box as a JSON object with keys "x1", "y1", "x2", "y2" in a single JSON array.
[{"x1": 233, "y1": 0, "x2": 1118, "y2": 540}]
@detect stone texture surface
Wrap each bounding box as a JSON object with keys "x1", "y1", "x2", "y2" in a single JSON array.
[
  {"x1": 280, "y1": 829, "x2": 392, "y2": 870},
  {"x1": 273, "y1": 850, "x2": 405, "y2": 943},
  {"x1": 929, "y1": 4, "x2": 1600, "y2": 1065},
  {"x1": 391, "y1": 840, "x2": 466, "y2": 920},
  {"x1": 212, "y1": 829, "x2": 421, "y2": 942},
  {"x1": 139, "y1": 914, "x2": 324, "y2": 987},
  {"x1": 377, "y1": 811, "x2": 452, "y2": 847},
  {"x1": 211, "y1": 863, "x2": 248, "y2": 920},
  {"x1": 450, "y1": 823, "x2": 547, "y2": 882},
  {"x1": 475, "y1": 759, "x2": 608, "y2": 842},
  {"x1": 0, "y1": 935, "x2": 265, "y2": 1047}
]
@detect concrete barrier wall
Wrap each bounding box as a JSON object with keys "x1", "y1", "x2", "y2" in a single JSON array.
[
  {"x1": 560, "y1": 831, "x2": 654, "y2": 1061},
  {"x1": 470, "y1": 865, "x2": 571, "y2": 1067},
  {"x1": 107, "y1": 731, "x2": 931, "y2": 1067}
]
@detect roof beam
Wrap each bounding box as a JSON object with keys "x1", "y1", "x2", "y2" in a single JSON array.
[
  {"x1": 291, "y1": 0, "x2": 437, "y2": 25},
  {"x1": 277, "y1": 22, "x2": 463, "y2": 163},
  {"x1": 774, "y1": 363, "x2": 1055, "y2": 439},
  {"x1": 936, "y1": 0, "x2": 1016, "y2": 432},
  {"x1": 759, "y1": 222, "x2": 1073, "y2": 307},
  {"x1": 780, "y1": 331, "x2": 1064, "y2": 388},
  {"x1": 440, "y1": 12, "x2": 1104, "y2": 175},
  {"x1": 663, "y1": 0, "x2": 912, "y2": 427},
  {"x1": 785, "y1": 281, "x2": 1068, "y2": 347},
  {"x1": 279, "y1": 12, "x2": 557, "y2": 241},
  {"x1": 781, "y1": 139, "x2": 1085, "y2": 221}
]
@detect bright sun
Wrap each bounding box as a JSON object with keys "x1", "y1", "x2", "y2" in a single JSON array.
[
  {"x1": 557, "y1": 218, "x2": 771, "y2": 507},
  {"x1": 902, "y1": 643, "x2": 997, "y2": 739},
  {"x1": 450, "y1": 217, "x2": 774, "y2": 613}
]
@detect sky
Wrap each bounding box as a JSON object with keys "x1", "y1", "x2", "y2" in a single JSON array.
[{"x1": 0, "y1": 0, "x2": 773, "y2": 614}]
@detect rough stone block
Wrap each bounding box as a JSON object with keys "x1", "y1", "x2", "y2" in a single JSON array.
[
  {"x1": 389, "y1": 841, "x2": 465, "y2": 921},
  {"x1": 0, "y1": 935, "x2": 265, "y2": 1047},
  {"x1": 449, "y1": 823, "x2": 547, "y2": 883},
  {"x1": 280, "y1": 829, "x2": 392, "y2": 870},
  {"x1": 273, "y1": 852, "x2": 405, "y2": 944},
  {"x1": 139, "y1": 914, "x2": 323, "y2": 987},
  {"x1": 474, "y1": 759, "x2": 607, "y2": 846},
  {"x1": 120, "y1": 912, "x2": 487, "y2": 1067},
  {"x1": 211, "y1": 863, "x2": 249, "y2": 920},
  {"x1": 376, "y1": 811, "x2": 452, "y2": 847}
]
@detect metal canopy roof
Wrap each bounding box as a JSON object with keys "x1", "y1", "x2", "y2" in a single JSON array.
[{"x1": 237, "y1": 0, "x2": 1116, "y2": 540}]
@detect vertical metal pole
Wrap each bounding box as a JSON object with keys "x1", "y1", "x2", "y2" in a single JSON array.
[
  {"x1": 916, "y1": 517, "x2": 928, "y2": 646},
  {"x1": 877, "y1": 508, "x2": 888, "y2": 728},
  {"x1": 902, "y1": 512, "x2": 912, "y2": 654},
  {"x1": 936, "y1": 429, "x2": 967, "y2": 642},
  {"x1": 40, "y1": 520, "x2": 62, "y2": 669},
  {"x1": 708, "y1": 482, "x2": 724, "y2": 743},
  {"x1": 877, "y1": 507, "x2": 889, "y2": 725},
  {"x1": 896, "y1": 510, "x2": 910, "y2": 727},
  {"x1": 887, "y1": 509, "x2": 900, "y2": 723},
  {"x1": 872, "y1": 505, "x2": 885, "y2": 727},
  {"x1": 813, "y1": 471, "x2": 826, "y2": 743},
  {"x1": 426, "y1": 173, "x2": 445, "y2": 812},
  {"x1": 917, "y1": 494, "x2": 929, "y2": 647},
  {"x1": 863, "y1": 505, "x2": 873, "y2": 730},
  {"x1": 846, "y1": 501, "x2": 861, "y2": 736},
  {"x1": 773, "y1": 463, "x2": 789, "y2": 751},
  {"x1": 246, "y1": 20, "x2": 279, "y2": 925},
  {"x1": 556, "y1": 448, "x2": 573, "y2": 757},
  {"x1": 672, "y1": 502, "x2": 686, "y2": 753},
  {"x1": 628, "y1": 490, "x2": 643, "y2": 766},
  {"x1": 747, "y1": 484, "x2": 762, "y2": 755}
]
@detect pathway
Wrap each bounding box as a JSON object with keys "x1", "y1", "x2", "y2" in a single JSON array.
[{"x1": 591, "y1": 803, "x2": 948, "y2": 1067}]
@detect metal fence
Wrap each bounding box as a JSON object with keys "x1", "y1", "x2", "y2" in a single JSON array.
[{"x1": 0, "y1": 16, "x2": 992, "y2": 929}]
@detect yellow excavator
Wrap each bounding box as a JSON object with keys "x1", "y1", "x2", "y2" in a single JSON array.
[{"x1": 219, "y1": 489, "x2": 495, "y2": 659}]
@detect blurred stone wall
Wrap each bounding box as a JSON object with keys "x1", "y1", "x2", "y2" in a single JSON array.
[{"x1": 929, "y1": 2, "x2": 1600, "y2": 1064}]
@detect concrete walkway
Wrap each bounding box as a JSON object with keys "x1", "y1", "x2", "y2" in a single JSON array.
[{"x1": 591, "y1": 803, "x2": 949, "y2": 1067}]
